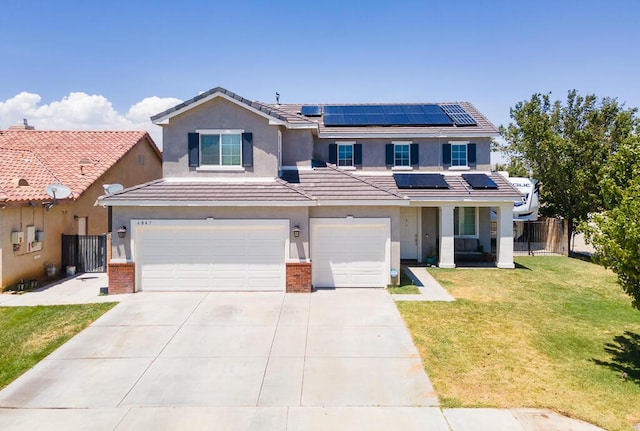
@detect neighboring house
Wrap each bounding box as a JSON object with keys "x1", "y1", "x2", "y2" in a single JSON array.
[
  {"x1": 100, "y1": 87, "x2": 521, "y2": 294},
  {"x1": 0, "y1": 123, "x2": 162, "y2": 290}
]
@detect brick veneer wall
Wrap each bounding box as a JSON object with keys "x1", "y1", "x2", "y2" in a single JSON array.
[
  {"x1": 108, "y1": 262, "x2": 135, "y2": 294},
  {"x1": 286, "y1": 262, "x2": 312, "y2": 293}
]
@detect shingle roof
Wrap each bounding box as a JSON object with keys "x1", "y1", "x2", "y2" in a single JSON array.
[
  {"x1": 98, "y1": 178, "x2": 315, "y2": 204},
  {"x1": 270, "y1": 102, "x2": 499, "y2": 136},
  {"x1": 0, "y1": 130, "x2": 157, "y2": 203}
]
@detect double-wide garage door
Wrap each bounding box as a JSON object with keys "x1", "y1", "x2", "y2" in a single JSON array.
[
  {"x1": 137, "y1": 220, "x2": 287, "y2": 291},
  {"x1": 311, "y1": 218, "x2": 390, "y2": 288}
]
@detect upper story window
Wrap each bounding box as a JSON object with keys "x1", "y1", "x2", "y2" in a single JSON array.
[
  {"x1": 329, "y1": 142, "x2": 362, "y2": 168},
  {"x1": 443, "y1": 141, "x2": 476, "y2": 170},
  {"x1": 451, "y1": 143, "x2": 467, "y2": 167},
  {"x1": 337, "y1": 143, "x2": 354, "y2": 167},
  {"x1": 394, "y1": 143, "x2": 410, "y2": 166},
  {"x1": 201, "y1": 132, "x2": 242, "y2": 166},
  {"x1": 386, "y1": 142, "x2": 418, "y2": 169},
  {"x1": 188, "y1": 130, "x2": 253, "y2": 169}
]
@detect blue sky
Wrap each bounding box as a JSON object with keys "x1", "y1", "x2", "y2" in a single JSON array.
[{"x1": 1, "y1": 0, "x2": 638, "y2": 149}]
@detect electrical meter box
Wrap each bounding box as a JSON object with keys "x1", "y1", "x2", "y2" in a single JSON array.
[{"x1": 11, "y1": 231, "x2": 24, "y2": 245}]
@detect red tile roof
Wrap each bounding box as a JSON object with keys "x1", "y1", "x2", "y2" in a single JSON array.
[{"x1": 0, "y1": 130, "x2": 156, "y2": 203}]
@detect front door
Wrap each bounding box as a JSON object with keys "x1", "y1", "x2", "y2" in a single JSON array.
[{"x1": 400, "y1": 207, "x2": 418, "y2": 260}]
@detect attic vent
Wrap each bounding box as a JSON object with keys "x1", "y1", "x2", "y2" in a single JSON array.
[{"x1": 13, "y1": 178, "x2": 29, "y2": 187}]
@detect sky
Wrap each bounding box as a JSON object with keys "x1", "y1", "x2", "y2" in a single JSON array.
[{"x1": 1, "y1": 0, "x2": 639, "y2": 156}]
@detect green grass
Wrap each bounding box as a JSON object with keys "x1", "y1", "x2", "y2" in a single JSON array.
[
  {"x1": 397, "y1": 256, "x2": 640, "y2": 431},
  {"x1": 387, "y1": 269, "x2": 421, "y2": 294},
  {"x1": 0, "y1": 303, "x2": 117, "y2": 389}
]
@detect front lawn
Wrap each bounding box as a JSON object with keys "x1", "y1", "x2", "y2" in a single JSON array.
[
  {"x1": 0, "y1": 303, "x2": 116, "y2": 389},
  {"x1": 397, "y1": 257, "x2": 640, "y2": 431}
]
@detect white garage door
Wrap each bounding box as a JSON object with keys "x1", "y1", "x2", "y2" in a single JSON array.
[
  {"x1": 310, "y1": 218, "x2": 390, "y2": 288},
  {"x1": 136, "y1": 220, "x2": 288, "y2": 292}
]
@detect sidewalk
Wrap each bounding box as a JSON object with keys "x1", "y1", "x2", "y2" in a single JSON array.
[
  {"x1": 0, "y1": 273, "x2": 130, "y2": 306},
  {"x1": 392, "y1": 266, "x2": 455, "y2": 302}
]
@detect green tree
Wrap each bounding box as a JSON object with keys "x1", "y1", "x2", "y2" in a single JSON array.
[
  {"x1": 499, "y1": 90, "x2": 637, "y2": 253},
  {"x1": 584, "y1": 136, "x2": 640, "y2": 309}
]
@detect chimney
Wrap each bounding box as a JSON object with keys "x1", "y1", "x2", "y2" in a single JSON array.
[{"x1": 8, "y1": 119, "x2": 35, "y2": 130}]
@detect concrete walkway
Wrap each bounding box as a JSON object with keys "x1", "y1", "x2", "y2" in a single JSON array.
[
  {"x1": 0, "y1": 273, "x2": 131, "y2": 306},
  {"x1": 0, "y1": 278, "x2": 605, "y2": 430},
  {"x1": 392, "y1": 266, "x2": 455, "y2": 302}
]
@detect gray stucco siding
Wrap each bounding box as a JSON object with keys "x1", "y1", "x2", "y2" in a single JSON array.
[
  {"x1": 161, "y1": 98, "x2": 279, "y2": 177},
  {"x1": 313, "y1": 137, "x2": 492, "y2": 171},
  {"x1": 281, "y1": 128, "x2": 313, "y2": 167}
]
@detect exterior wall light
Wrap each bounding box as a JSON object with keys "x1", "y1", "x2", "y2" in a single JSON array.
[
  {"x1": 117, "y1": 225, "x2": 127, "y2": 238},
  {"x1": 292, "y1": 225, "x2": 301, "y2": 238}
]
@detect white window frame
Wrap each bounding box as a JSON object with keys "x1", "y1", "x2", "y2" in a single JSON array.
[
  {"x1": 196, "y1": 129, "x2": 243, "y2": 169},
  {"x1": 392, "y1": 141, "x2": 413, "y2": 170},
  {"x1": 337, "y1": 141, "x2": 355, "y2": 168},
  {"x1": 450, "y1": 141, "x2": 469, "y2": 169},
  {"x1": 454, "y1": 206, "x2": 478, "y2": 238}
]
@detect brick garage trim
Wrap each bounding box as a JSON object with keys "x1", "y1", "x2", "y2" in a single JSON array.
[
  {"x1": 108, "y1": 262, "x2": 135, "y2": 294},
  {"x1": 286, "y1": 262, "x2": 312, "y2": 293}
]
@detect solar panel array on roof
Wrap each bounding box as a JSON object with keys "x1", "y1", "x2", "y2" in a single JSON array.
[
  {"x1": 440, "y1": 104, "x2": 477, "y2": 126},
  {"x1": 323, "y1": 105, "x2": 454, "y2": 127},
  {"x1": 301, "y1": 105, "x2": 322, "y2": 117},
  {"x1": 393, "y1": 173, "x2": 450, "y2": 189},
  {"x1": 462, "y1": 173, "x2": 498, "y2": 189}
]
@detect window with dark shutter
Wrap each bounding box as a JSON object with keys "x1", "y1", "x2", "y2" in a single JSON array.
[
  {"x1": 385, "y1": 143, "x2": 394, "y2": 166},
  {"x1": 242, "y1": 132, "x2": 253, "y2": 167},
  {"x1": 354, "y1": 143, "x2": 362, "y2": 166},
  {"x1": 329, "y1": 143, "x2": 337, "y2": 164},
  {"x1": 410, "y1": 143, "x2": 419, "y2": 165},
  {"x1": 467, "y1": 143, "x2": 476, "y2": 165},
  {"x1": 188, "y1": 132, "x2": 200, "y2": 167},
  {"x1": 442, "y1": 143, "x2": 451, "y2": 165}
]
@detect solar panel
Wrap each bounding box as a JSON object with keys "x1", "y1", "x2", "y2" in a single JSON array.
[
  {"x1": 440, "y1": 104, "x2": 477, "y2": 126},
  {"x1": 301, "y1": 105, "x2": 322, "y2": 116},
  {"x1": 323, "y1": 104, "x2": 454, "y2": 127},
  {"x1": 462, "y1": 173, "x2": 498, "y2": 189},
  {"x1": 393, "y1": 173, "x2": 449, "y2": 189}
]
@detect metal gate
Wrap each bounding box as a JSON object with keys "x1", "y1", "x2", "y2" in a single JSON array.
[{"x1": 61, "y1": 234, "x2": 107, "y2": 273}]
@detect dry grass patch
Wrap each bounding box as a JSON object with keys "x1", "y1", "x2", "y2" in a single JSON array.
[{"x1": 397, "y1": 257, "x2": 640, "y2": 431}]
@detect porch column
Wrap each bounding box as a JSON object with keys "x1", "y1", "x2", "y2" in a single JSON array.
[
  {"x1": 439, "y1": 205, "x2": 455, "y2": 268},
  {"x1": 496, "y1": 204, "x2": 515, "y2": 269}
]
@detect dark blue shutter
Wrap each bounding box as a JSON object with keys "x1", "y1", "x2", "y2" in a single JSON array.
[
  {"x1": 442, "y1": 143, "x2": 451, "y2": 165},
  {"x1": 467, "y1": 143, "x2": 476, "y2": 164},
  {"x1": 410, "y1": 143, "x2": 419, "y2": 165},
  {"x1": 188, "y1": 132, "x2": 199, "y2": 167},
  {"x1": 242, "y1": 133, "x2": 253, "y2": 167},
  {"x1": 354, "y1": 143, "x2": 362, "y2": 166},
  {"x1": 385, "y1": 144, "x2": 394, "y2": 166},
  {"x1": 328, "y1": 143, "x2": 337, "y2": 164}
]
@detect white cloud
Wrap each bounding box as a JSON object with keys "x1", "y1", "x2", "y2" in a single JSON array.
[{"x1": 0, "y1": 92, "x2": 182, "y2": 149}]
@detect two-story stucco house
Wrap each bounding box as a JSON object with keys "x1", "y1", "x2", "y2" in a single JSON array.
[{"x1": 100, "y1": 87, "x2": 520, "y2": 294}]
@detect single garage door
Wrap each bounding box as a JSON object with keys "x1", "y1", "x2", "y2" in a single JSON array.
[
  {"x1": 310, "y1": 218, "x2": 390, "y2": 288},
  {"x1": 136, "y1": 219, "x2": 288, "y2": 291}
]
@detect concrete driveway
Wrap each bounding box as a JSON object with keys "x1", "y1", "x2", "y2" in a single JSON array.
[{"x1": 0, "y1": 289, "x2": 445, "y2": 430}]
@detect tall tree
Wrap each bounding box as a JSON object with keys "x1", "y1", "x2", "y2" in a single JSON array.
[
  {"x1": 584, "y1": 135, "x2": 640, "y2": 309},
  {"x1": 499, "y1": 90, "x2": 637, "y2": 253}
]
